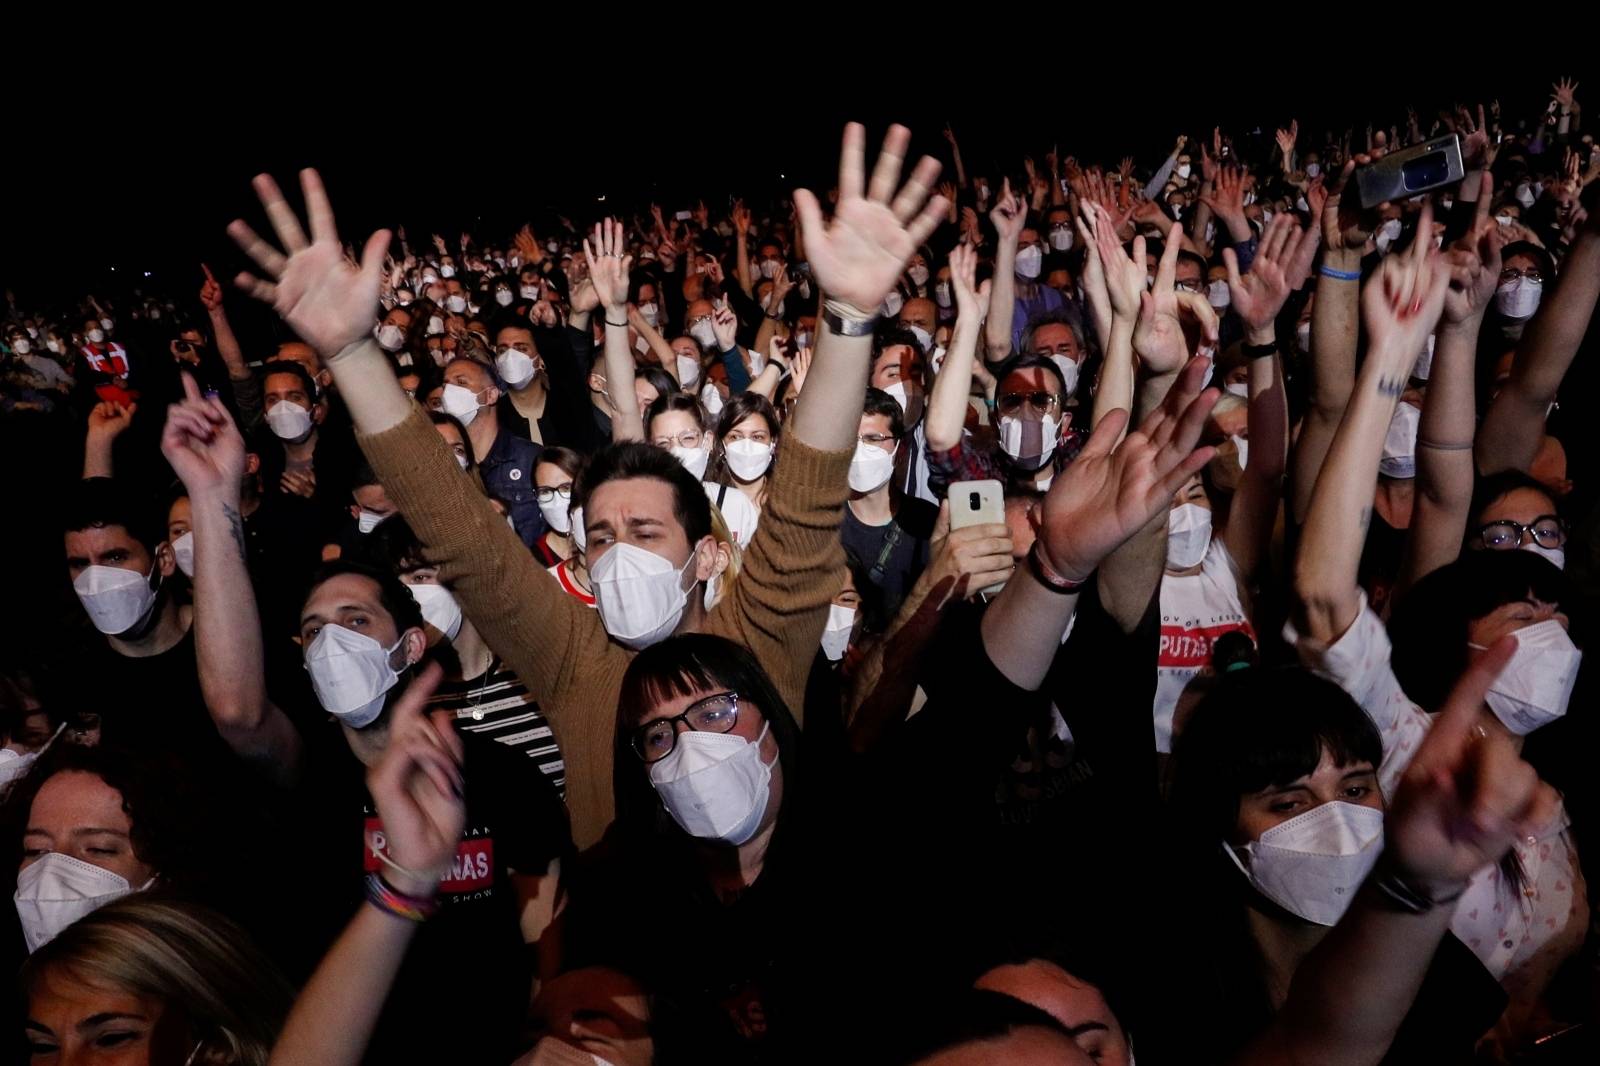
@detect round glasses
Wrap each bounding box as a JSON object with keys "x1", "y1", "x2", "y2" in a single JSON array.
[
  {"x1": 630, "y1": 691, "x2": 741, "y2": 763},
  {"x1": 654, "y1": 431, "x2": 704, "y2": 450},
  {"x1": 535, "y1": 484, "x2": 572, "y2": 504},
  {"x1": 1477, "y1": 515, "x2": 1564, "y2": 551},
  {"x1": 996, "y1": 391, "x2": 1062, "y2": 416}
]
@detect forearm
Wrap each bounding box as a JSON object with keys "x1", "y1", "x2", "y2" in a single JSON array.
[
  {"x1": 925, "y1": 319, "x2": 982, "y2": 451},
  {"x1": 210, "y1": 306, "x2": 249, "y2": 379},
  {"x1": 1294, "y1": 341, "x2": 1407, "y2": 643},
  {"x1": 1399, "y1": 324, "x2": 1478, "y2": 592},
  {"x1": 602, "y1": 319, "x2": 643, "y2": 443},
  {"x1": 1224, "y1": 349, "x2": 1287, "y2": 579},
  {"x1": 980, "y1": 564, "x2": 1079, "y2": 691},
  {"x1": 1091, "y1": 319, "x2": 1136, "y2": 432},
  {"x1": 631, "y1": 310, "x2": 678, "y2": 374},
  {"x1": 82, "y1": 433, "x2": 114, "y2": 479},
  {"x1": 745, "y1": 362, "x2": 783, "y2": 401},
  {"x1": 736, "y1": 234, "x2": 753, "y2": 297},
  {"x1": 270, "y1": 904, "x2": 418, "y2": 1066},
  {"x1": 719, "y1": 345, "x2": 752, "y2": 393},
  {"x1": 326, "y1": 338, "x2": 413, "y2": 434},
  {"x1": 1292, "y1": 257, "x2": 1361, "y2": 523},
  {"x1": 753, "y1": 314, "x2": 780, "y2": 360},
  {"x1": 785, "y1": 310, "x2": 872, "y2": 451},
  {"x1": 844, "y1": 580, "x2": 947, "y2": 752},
  {"x1": 1143, "y1": 153, "x2": 1178, "y2": 200},
  {"x1": 985, "y1": 239, "x2": 1019, "y2": 361}
]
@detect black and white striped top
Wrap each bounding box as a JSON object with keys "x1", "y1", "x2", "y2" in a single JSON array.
[{"x1": 428, "y1": 658, "x2": 566, "y2": 799}]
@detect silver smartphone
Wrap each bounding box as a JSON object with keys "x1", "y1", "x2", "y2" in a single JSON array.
[
  {"x1": 1356, "y1": 134, "x2": 1464, "y2": 208},
  {"x1": 948, "y1": 479, "x2": 1008, "y2": 598}
]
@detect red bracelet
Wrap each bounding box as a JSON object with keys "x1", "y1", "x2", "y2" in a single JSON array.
[
  {"x1": 1028, "y1": 545, "x2": 1090, "y2": 594},
  {"x1": 365, "y1": 872, "x2": 439, "y2": 922}
]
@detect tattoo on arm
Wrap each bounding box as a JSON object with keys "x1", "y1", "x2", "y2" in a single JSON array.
[
  {"x1": 222, "y1": 504, "x2": 247, "y2": 562},
  {"x1": 1375, "y1": 374, "x2": 1407, "y2": 398}
]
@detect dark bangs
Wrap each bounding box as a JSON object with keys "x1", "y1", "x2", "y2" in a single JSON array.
[{"x1": 1168, "y1": 668, "x2": 1382, "y2": 843}]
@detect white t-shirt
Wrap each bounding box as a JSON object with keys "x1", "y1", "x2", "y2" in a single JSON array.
[
  {"x1": 705, "y1": 480, "x2": 759, "y2": 549},
  {"x1": 1293, "y1": 597, "x2": 1584, "y2": 981},
  {"x1": 1154, "y1": 537, "x2": 1255, "y2": 753}
]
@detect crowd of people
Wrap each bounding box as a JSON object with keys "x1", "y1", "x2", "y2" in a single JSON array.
[{"x1": 1, "y1": 79, "x2": 1598, "y2": 1063}]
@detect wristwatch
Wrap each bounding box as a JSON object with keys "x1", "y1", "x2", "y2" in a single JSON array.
[{"x1": 822, "y1": 305, "x2": 878, "y2": 337}]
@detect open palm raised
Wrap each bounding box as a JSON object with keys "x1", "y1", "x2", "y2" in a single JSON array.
[{"x1": 228, "y1": 170, "x2": 391, "y2": 358}]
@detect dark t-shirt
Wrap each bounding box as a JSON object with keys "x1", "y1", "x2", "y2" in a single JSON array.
[
  {"x1": 839, "y1": 497, "x2": 936, "y2": 618},
  {"x1": 288, "y1": 716, "x2": 572, "y2": 1064}
]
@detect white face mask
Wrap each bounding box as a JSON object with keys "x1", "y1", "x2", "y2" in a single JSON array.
[
  {"x1": 494, "y1": 289, "x2": 515, "y2": 307},
  {"x1": 1378, "y1": 401, "x2": 1420, "y2": 479},
  {"x1": 540, "y1": 494, "x2": 573, "y2": 535},
  {"x1": 356, "y1": 509, "x2": 388, "y2": 535},
  {"x1": 1166, "y1": 502, "x2": 1212, "y2": 570},
  {"x1": 497, "y1": 348, "x2": 537, "y2": 389},
  {"x1": 1473, "y1": 620, "x2": 1581, "y2": 735},
  {"x1": 1176, "y1": 163, "x2": 1193, "y2": 180},
  {"x1": 1048, "y1": 355, "x2": 1080, "y2": 399},
  {"x1": 1526, "y1": 543, "x2": 1565, "y2": 570},
  {"x1": 520, "y1": 284, "x2": 540, "y2": 301},
  {"x1": 171, "y1": 531, "x2": 195, "y2": 577},
  {"x1": 1494, "y1": 213, "x2": 1514, "y2": 228},
  {"x1": 74, "y1": 563, "x2": 159, "y2": 636},
  {"x1": 1375, "y1": 218, "x2": 1402, "y2": 253},
  {"x1": 445, "y1": 294, "x2": 467, "y2": 313},
  {"x1": 636, "y1": 302, "x2": 660, "y2": 328},
  {"x1": 1515, "y1": 183, "x2": 1536, "y2": 209},
  {"x1": 998, "y1": 413, "x2": 1061, "y2": 471},
  {"x1": 440, "y1": 383, "x2": 486, "y2": 426},
  {"x1": 908, "y1": 264, "x2": 931, "y2": 287},
  {"x1": 1304, "y1": 162, "x2": 1321, "y2": 179},
  {"x1": 1014, "y1": 245, "x2": 1044, "y2": 280},
  {"x1": 725, "y1": 439, "x2": 774, "y2": 481},
  {"x1": 649, "y1": 721, "x2": 773, "y2": 845},
  {"x1": 934, "y1": 282, "x2": 953, "y2": 308},
  {"x1": 1224, "y1": 380, "x2": 1249, "y2": 399},
  {"x1": 46, "y1": 340, "x2": 63, "y2": 354},
  {"x1": 304, "y1": 625, "x2": 405, "y2": 728},
  {"x1": 848, "y1": 441, "x2": 897, "y2": 493},
  {"x1": 0, "y1": 747, "x2": 43, "y2": 792},
  {"x1": 1208, "y1": 280, "x2": 1232, "y2": 310},
  {"x1": 409, "y1": 583, "x2": 463, "y2": 641},
  {"x1": 427, "y1": 316, "x2": 445, "y2": 336},
  {"x1": 1230, "y1": 433, "x2": 1250, "y2": 471},
  {"x1": 699, "y1": 382, "x2": 724, "y2": 416},
  {"x1": 87, "y1": 328, "x2": 106, "y2": 344},
  {"x1": 266, "y1": 400, "x2": 313, "y2": 441},
  {"x1": 375, "y1": 323, "x2": 406, "y2": 351},
  {"x1": 882, "y1": 291, "x2": 905, "y2": 317},
  {"x1": 1228, "y1": 801, "x2": 1385, "y2": 926},
  {"x1": 590, "y1": 543, "x2": 696, "y2": 649},
  {"x1": 1048, "y1": 225, "x2": 1074, "y2": 251},
  {"x1": 1495, "y1": 277, "x2": 1543, "y2": 320},
  {"x1": 759, "y1": 259, "x2": 782, "y2": 280},
  {"x1": 689, "y1": 318, "x2": 719, "y2": 349},
  {"x1": 13, "y1": 339, "x2": 31, "y2": 355},
  {"x1": 883, "y1": 381, "x2": 913, "y2": 419},
  {"x1": 672, "y1": 443, "x2": 711, "y2": 481},
  {"x1": 820, "y1": 604, "x2": 855, "y2": 662},
  {"x1": 677, "y1": 353, "x2": 701, "y2": 388},
  {"x1": 439, "y1": 265, "x2": 456, "y2": 279},
  {"x1": 396, "y1": 292, "x2": 414, "y2": 306},
  {"x1": 15, "y1": 853, "x2": 146, "y2": 953},
  {"x1": 906, "y1": 325, "x2": 933, "y2": 354}
]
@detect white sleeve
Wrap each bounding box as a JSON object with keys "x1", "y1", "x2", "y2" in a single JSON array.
[{"x1": 1288, "y1": 593, "x2": 1431, "y2": 797}]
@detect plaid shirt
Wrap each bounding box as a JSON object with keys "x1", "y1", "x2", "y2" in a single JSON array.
[{"x1": 924, "y1": 411, "x2": 1086, "y2": 498}]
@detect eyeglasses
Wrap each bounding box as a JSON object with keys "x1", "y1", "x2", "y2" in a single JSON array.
[
  {"x1": 858, "y1": 433, "x2": 897, "y2": 447},
  {"x1": 630, "y1": 691, "x2": 742, "y2": 762},
  {"x1": 654, "y1": 431, "x2": 704, "y2": 449},
  {"x1": 996, "y1": 391, "x2": 1062, "y2": 416},
  {"x1": 1478, "y1": 516, "x2": 1565, "y2": 551},
  {"x1": 1500, "y1": 267, "x2": 1544, "y2": 284},
  {"x1": 1174, "y1": 279, "x2": 1205, "y2": 295},
  {"x1": 535, "y1": 485, "x2": 572, "y2": 503}
]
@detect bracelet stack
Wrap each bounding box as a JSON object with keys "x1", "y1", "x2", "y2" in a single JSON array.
[
  {"x1": 1028, "y1": 545, "x2": 1090, "y2": 594},
  {"x1": 365, "y1": 872, "x2": 439, "y2": 922}
]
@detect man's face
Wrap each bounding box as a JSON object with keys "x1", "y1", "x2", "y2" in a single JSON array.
[
  {"x1": 858, "y1": 412, "x2": 897, "y2": 454},
  {"x1": 975, "y1": 961, "x2": 1131, "y2": 1066},
  {"x1": 898, "y1": 298, "x2": 937, "y2": 337},
  {"x1": 583, "y1": 478, "x2": 713, "y2": 587},
  {"x1": 299, "y1": 572, "x2": 400, "y2": 649},
  {"x1": 871, "y1": 344, "x2": 924, "y2": 392},
  {"x1": 1018, "y1": 227, "x2": 1042, "y2": 254},
  {"x1": 444, "y1": 360, "x2": 497, "y2": 406},
  {"x1": 351, "y1": 483, "x2": 397, "y2": 521},
  {"x1": 1175, "y1": 258, "x2": 1204, "y2": 292},
  {"x1": 65, "y1": 525, "x2": 168, "y2": 583},
  {"x1": 263, "y1": 372, "x2": 321, "y2": 424},
  {"x1": 1029, "y1": 323, "x2": 1080, "y2": 364},
  {"x1": 998, "y1": 366, "x2": 1063, "y2": 424}
]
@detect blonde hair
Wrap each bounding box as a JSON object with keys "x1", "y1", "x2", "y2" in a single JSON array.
[
  {"x1": 706, "y1": 501, "x2": 744, "y2": 605},
  {"x1": 22, "y1": 897, "x2": 292, "y2": 1066}
]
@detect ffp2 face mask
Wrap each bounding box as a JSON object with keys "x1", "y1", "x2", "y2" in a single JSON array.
[
  {"x1": 74, "y1": 564, "x2": 160, "y2": 636},
  {"x1": 1227, "y1": 800, "x2": 1384, "y2": 926},
  {"x1": 304, "y1": 625, "x2": 405, "y2": 728},
  {"x1": 590, "y1": 543, "x2": 696, "y2": 649},
  {"x1": 649, "y1": 721, "x2": 773, "y2": 845}
]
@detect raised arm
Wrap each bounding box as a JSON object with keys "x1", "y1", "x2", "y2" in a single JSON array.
[
  {"x1": 161, "y1": 373, "x2": 302, "y2": 783},
  {"x1": 924, "y1": 242, "x2": 989, "y2": 453},
  {"x1": 1220, "y1": 213, "x2": 1314, "y2": 579},
  {"x1": 585, "y1": 219, "x2": 644, "y2": 443},
  {"x1": 270, "y1": 666, "x2": 460, "y2": 1066},
  {"x1": 1291, "y1": 161, "x2": 1371, "y2": 525},
  {"x1": 1399, "y1": 186, "x2": 1501, "y2": 593},
  {"x1": 1089, "y1": 206, "x2": 1145, "y2": 435},
  {"x1": 984, "y1": 180, "x2": 1026, "y2": 364},
  {"x1": 200, "y1": 263, "x2": 261, "y2": 430},
  {"x1": 626, "y1": 302, "x2": 679, "y2": 382},
  {"x1": 1295, "y1": 208, "x2": 1449, "y2": 645},
  {"x1": 82, "y1": 401, "x2": 135, "y2": 479},
  {"x1": 942, "y1": 122, "x2": 968, "y2": 188},
  {"x1": 1239, "y1": 640, "x2": 1556, "y2": 1066},
  {"x1": 733, "y1": 201, "x2": 755, "y2": 297},
  {"x1": 1476, "y1": 187, "x2": 1600, "y2": 474},
  {"x1": 982, "y1": 357, "x2": 1217, "y2": 689}
]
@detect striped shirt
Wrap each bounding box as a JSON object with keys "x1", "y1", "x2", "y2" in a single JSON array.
[{"x1": 427, "y1": 658, "x2": 566, "y2": 797}]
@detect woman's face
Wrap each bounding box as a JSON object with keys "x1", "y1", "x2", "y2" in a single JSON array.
[
  {"x1": 1472, "y1": 486, "x2": 1558, "y2": 544},
  {"x1": 724, "y1": 414, "x2": 772, "y2": 447},
  {"x1": 635, "y1": 683, "x2": 782, "y2": 823},
  {"x1": 433, "y1": 421, "x2": 468, "y2": 465},
  {"x1": 1234, "y1": 747, "x2": 1382, "y2": 843},
  {"x1": 650, "y1": 409, "x2": 704, "y2": 452},
  {"x1": 1170, "y1": 474, "x2": 1212, "y2": 513},
  {"x1": 27, "y1": 968, "x2": 191, "y2": 1065},
  {"x1": 165, "y1": 497, "x2": 191, "y2": 544},
  {"x1": 23, "y1": 772, "x2": 155, "y2": 887}
]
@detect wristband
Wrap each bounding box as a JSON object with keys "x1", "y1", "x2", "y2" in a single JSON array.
[
  {"x1": 1319, "y1": 264, "x2": 1362, "y2": 281},
  {"x1": 822, "y1": 299, "x2": 879, "y2": 337},
  {"x1": 1370, "y1": 861, "x2": 1466, "y2": 914},
  {"x1": 1028, "y1": 544, "x2": 1090, "y2": 594},
  {"x1": 1241, "y1": 341, "x2": 1277, "y2": 361},
  {"x1": 604, "y1": 316, "x2": 628, "y2": 328},
  {"x1": 365, "y1": 872, "x2": 439, "y2": 922}
]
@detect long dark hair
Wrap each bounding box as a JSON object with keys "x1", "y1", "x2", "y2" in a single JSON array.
[
  {"x1": 709, "y1": 393, "x2": 780, "y2": 486},
  {"x1": 612, "y1": 634, "x2": 801, "y2": 844}
]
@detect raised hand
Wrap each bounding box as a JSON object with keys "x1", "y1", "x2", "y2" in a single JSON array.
[
  {"x1": 1275, "y1": 120, "x2": 1299, "y2": 166},
  {"x1": 366, "y1": 663, "x2": 464, "y2": 899},
  {"x1": 924, "y1": 500, "x2": 1014, "y2": 608},
  {"x1": 1133, "y1": 223, "x2": 1193, "y2": 374},
  {"x1": 1458, "y1": 104, "x2": 1495, "y2": 170},
  {"x1": 228, "y1": 170, "x2": 389, "y2": 358},
  {"x1": 199, "y1": 264, "x2": 224, "y2": 312},
  {"x1": 789, "y1": 343, "x2": 813, "y2": 396},
  {"x1": 987, "y1": 178, "x2": 1027, "y2": 244},
  {"x1": 87, "y1": 400, "x2": 137, "y2": 441},
  {"x1": 1093, "y1": 205, "x2": 1147, "y2": 321},
  {"x1": 731, "y1": 200, "x2": 752, "y2": 236},
  {"x1": 1199, "y1": 165, "x2": 1248, "y2": 230},
  {"x1": 1224, "y1": 213, "x2": 1318, "y2": 338},
  {"x1": 514, "y1": 224, "x2": 544, "y2": 266},
  {"x1": 1385, "y1": 639, "x2": 1558, "y2": 900},
  {"x1": 1361, "y1": 202, "x2": 1449, "y2": 363},
  {"x1": 159, "y1": 373, "x2": 244, "y2": 495},
  {"x1": 710, "y1": 299, "x2": 739, "y2": 351},
  {"x1": 1322, "y1": 160, "x2": 1376, "y2": 254},
  {"x1": 583, "y1": 219, "x2": 634, "y2": 314},
  {"x1": 948, "y1": 241, "x2": 991, "y2": 324},
  {"x1": 1442, "y1": 181, "x2": 1503, "y2": 326},
  {"x1": 1552, "y1": 77, "x2": 1579, "y2": 112},
  {"x1": 769, "y1": 263, "x2": 795, "y2": 307},
  {"x1": 1037, "y1": 356, "x2": 1218, "y2": 581},
  {"x1": 793, "y1": 123, "x2": 947, "y2": 316}
]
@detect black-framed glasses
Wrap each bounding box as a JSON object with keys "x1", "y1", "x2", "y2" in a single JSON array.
[
  {"x1": 535, "y1": 485, "x2": 572, "y2": 504},
  {"x1": 630, "y1": 691, "x2": 742, "y2": 763},
  {"x1": 1478, "y1": 515, "x2": 1565, "y2": 551},
  {"x1": 996, "y1": 391, "x2": 1061, "y2": 416}
]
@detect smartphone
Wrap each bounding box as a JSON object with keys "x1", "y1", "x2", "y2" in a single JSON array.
[
  {"x1": 674, "y1": 210, "x2": 692, "y2": 221},
  {"x1": 1356, "y1": 133, "x2": 1464, "y2": 208},
  {"x1": 949, "y1": 479, "x2": 1007, "y2": 597}
]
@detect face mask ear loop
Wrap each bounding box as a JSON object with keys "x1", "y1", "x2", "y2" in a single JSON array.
[{"x1": 1222, "y1": 839, "x2": 1252, "y2": 883}]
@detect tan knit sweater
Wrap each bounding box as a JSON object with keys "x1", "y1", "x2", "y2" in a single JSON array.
[{"x1": 359, "y1": 407, "x2": 851, "y2": 848}]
